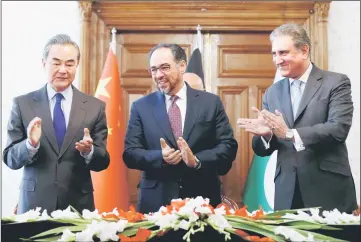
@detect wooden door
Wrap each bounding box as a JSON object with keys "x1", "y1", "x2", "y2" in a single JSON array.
[
  {"x1": 117, "y1": 32, "x2": 275, "y2": 207},
  {"x1": 118, "y1": 33, "x2": 197, "y2": 206},
  {"x1": 206, "y1": 33, "x2": 275, "y2": 205}
]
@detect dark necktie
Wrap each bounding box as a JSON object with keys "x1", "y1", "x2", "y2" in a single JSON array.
[
  {"x1": 53, "y1": 93, "x2": 66, "y2": 148},
  {"x1": 168, "y1": 95, "x2": 182, "y2": 139}
]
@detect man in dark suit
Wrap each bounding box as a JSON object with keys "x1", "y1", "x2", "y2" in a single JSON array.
[
  {"x1": 3, "y1": 34, "x2": 110, "y2": 214},
  {"x1": 123, "y1": 44, "x2": 238, "y2": 213},
  {"x1": 237, "y1": 23, "x2": 357, "y2": 213}
]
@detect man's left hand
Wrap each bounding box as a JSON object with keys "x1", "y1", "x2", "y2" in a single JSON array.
[
  {"x1": 75, "y1": 128, "x2": 93, "y2": 154},
  {"x1": 261, "y1": 109, "x2": 289, "y2": 139},
  {"x1": 177, "y1": 137, "x2": 197, "y2": 168}
]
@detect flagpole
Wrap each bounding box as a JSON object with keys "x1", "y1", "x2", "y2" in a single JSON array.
[
  {"x1": 196, "y1": 24, "x2": 203, "y2": 54},
  {"x1": 110, "y1": 27, "x2": 117, "y2": 54}
]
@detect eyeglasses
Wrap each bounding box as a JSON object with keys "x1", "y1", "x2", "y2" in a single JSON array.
[{"x1": 148, "y1": 64, "x2": 171, "y2": 75}]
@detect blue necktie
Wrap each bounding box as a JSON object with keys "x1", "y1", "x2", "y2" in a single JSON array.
[
  {"x1": 53, "y1": 93, "x2": 66, "y2": 148},
  {"x1": 291, "y1": 80, "x2": 303, "y2": 118}
]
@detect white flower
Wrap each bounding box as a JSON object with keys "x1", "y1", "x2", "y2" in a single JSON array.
[
  {"x1": 85, "y1": 220, "x2": 119, "y2": 241},
  {"x1": 147, "y1": 213, "x2": 179, "y2": 229},
  {"x1": 207, "y1": 214, "x2": 232, "y2": 231},
  {"x1": 214, "y1": 206, "x2": 227, "y2": 216},
  {"x1": 58, "y1": 229, "x2": 76, "y2": 241},
  {"x1": 177, "y1": 219, "x2": 191, "y2": 230},
  {"x1": 274, "y1": 226, "x2": 306, "y2": 241},
  {"x1": 82, "y1": 209, "x2": 102, "y2": 220},
  {"x1": 51, "y1": 206, "x2": 80, "y2": 219},
  {"x1": 116, "y1": 219, "x2": 128, "y2": 232},
  {"x1": 75, "y1": 228, "x2": 95, "y2": 242},
  {"x1": 195, "y1": 206, "x2": 213, "y2": 215},
  {"x1": 15, "y1": 207, "x2": 41, "y2": 222},
  {"x1": 322, "y1": 209, "x2": 360, "y2": 224},
  {"x1": 38, "y1": 209, "x2": 51, "y2": 221},
  {"x1": 282, "y1": 208, "x2": 360, "y2": 225},
  {"x1": 101, "y1": 207, "x2": 119, "y2": 217}
]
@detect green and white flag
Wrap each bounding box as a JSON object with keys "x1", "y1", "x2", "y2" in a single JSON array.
[{"x1": 242, "y1": 69, "x2": 284, "y2": 212}]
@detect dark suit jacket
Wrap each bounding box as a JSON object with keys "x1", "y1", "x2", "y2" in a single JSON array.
[
  {"x1": 123, "y1": 83, "x2": 238, "y2": 213},
  {"x1": 3, "y1": 85, "x2": 110, "y2": 214},
  {"x1": 252, "y1": 64, "x2": 357, "y2": 213}
]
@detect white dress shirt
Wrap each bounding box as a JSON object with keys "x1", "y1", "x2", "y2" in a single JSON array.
[
  {"x1": 165, "y1": 82, "x2": 187, "y2": 134},
  {"x1": 262, "y1": 62, "x2": 313, "y2": 151}
]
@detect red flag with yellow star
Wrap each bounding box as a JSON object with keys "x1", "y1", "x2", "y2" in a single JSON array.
[{"x1": 92, "y1": 48, "x2": 129, "y2": 212}]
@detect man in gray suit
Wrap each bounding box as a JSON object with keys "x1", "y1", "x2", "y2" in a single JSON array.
[
  {"x1": 3, "y1": 34, "x2": 110, "y2": 214},
  {"x1": 237, "y1": 23, "x2": 357, "y2": 213}
]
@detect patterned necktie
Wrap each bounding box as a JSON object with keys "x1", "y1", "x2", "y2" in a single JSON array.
[
  {"x1": 291, "y1": 80, "x2": 303, "y2": 118},
  {"x1": 53, "y1": 93, "x2": 66, "y2": 148},
  {"x1": 168, "y1": 95, "x2": 182, "y2": 139}
]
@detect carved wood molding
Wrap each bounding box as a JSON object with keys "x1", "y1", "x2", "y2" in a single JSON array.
[
  {"x1": 92, "y1": 1, "x2": 315, "y2": 31},
  {"x1": 314, "y1": 2, "x2": 330, "y2": 22},
  {"x1": 78, "y1": 1, "x2": 93, "y2": 94},
  {"x1": 78, "y1": 1, "x2": 110, "y2": 95},
  {"x1": 304, "y1": 1, "x2": 330, "y2": 70},
  {"x1": 79, "y1": 1, "x2": 92, "y2": 22}
]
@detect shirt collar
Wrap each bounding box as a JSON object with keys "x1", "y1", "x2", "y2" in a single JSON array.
[
  {"x1": 289, "y1": 62, "x2": 313, "y2": 85},
  {"x1": 47, "y1": 83, "x2": 73, "y2": 101},
  {"x1": 165, "y1": 81, "x2": 187, "y2": 102}
]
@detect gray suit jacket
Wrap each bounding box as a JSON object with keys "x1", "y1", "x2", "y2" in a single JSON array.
[
  {"x1": 252, "y1": 64, "x2": 357, "y2": 213},
  {"x1": 3, "y1": 85, "x2": 110, "y2": 214}
]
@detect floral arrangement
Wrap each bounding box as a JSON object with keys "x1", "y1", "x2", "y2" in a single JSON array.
[{"x1": 2, "y1": 196, "x2": 360, "y2": 242}]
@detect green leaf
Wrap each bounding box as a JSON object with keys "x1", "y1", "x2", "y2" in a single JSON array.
[
  {"x1": 30, "y1": 225, "x2": 85, "y2": 239},
  {"x1": 263, "y1": 207, "x2": 320, "y2": 218},
  {"x1": 1, "y1": 218, "x2": 15, "y2": 223},
  {"x1": 228, "y1": 221, "x2": 286, "y2": 241},
  {"x1": 69, "y1": 205, "x2": 84, "y2": 219},
  {"x1": 285, "y1": 220, "x2": 341, "y2": 231},
  {"x1": 292, "y1": 227, "x2": 348, "y2": 242},
  {"x1": 120, "y1": 224, "x2": 156, "y2": 237},
  {"x1": 48, "y1": 218, "x2": 89, "y2": 225},
  {"x1": 20, "y1": 235, "x2": 62, "y2": 241}
]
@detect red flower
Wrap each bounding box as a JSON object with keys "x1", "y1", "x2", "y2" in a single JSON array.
[{"x1": 119, "y1": 228, "x2": 152, "y2": 242}]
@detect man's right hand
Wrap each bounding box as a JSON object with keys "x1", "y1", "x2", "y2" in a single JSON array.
[
  {"x1": 27, "y1": 117, "x2": 42, "y2": 147},
  {"x1": 160, "y1": 138, "x2": 182, "y2": 165},
  {"x1": 237, "y1": 107, "x2": 272, "y2": 138}
]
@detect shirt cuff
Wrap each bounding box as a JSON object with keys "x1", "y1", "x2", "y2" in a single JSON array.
[
  {"x1": 26, "y1": 139, "x2": 40, "y2": 158},
  {"x1": 261, "y1": 132, "x2": 273, "y2": 149},
  {"x1": 81, "y1": 145, "x2": 94, "y2": 164},
  {"x1": 292, "y1": 129, "x2": 305, "y2": 151}
]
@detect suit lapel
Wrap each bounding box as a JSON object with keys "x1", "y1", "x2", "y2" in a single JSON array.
[
  {"x1": 59, "y1": 86, "x2": 86, "y2": 158},
  {"x1": 294, "y1": 65, "x2": 323, "y2": 121},
  {"x1": 32, "y1": 86, "x2": 59, "y2": 154},
  {"x1": 275, "y1": 79, "x2": 294, "y2": 128},
  {"x1": 152, "y1": 91, "x2": 177, "y2": 148},
  {"x1": 182, "y1": 86, "x2": 200, "y2": 142}
]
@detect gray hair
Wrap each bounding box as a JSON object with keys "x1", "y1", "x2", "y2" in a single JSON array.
[
  {"x1": 148, "y1": 43, "x2": 187, "y2": 64},
  {"x1": 43, "y1": 34, "x2": 80, "y2": 61},
  {"x1": 270, "y1": 23, "x2": 311, "y2": 57}
]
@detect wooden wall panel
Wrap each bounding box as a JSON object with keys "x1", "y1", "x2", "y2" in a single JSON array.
[
  {"x1": 218, "y1": 86, "x2": 249, "y2": 204},
  {"x1": 218, "y1": 45, "x2": 274, "y2": 78}
]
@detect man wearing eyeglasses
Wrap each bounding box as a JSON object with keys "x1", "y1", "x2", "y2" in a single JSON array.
[{"x1": 123, "y1": 43, "x2": 238, "y2": 213}]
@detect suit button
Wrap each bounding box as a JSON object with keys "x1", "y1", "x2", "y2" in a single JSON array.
[
  {"x1": 180, "y1": 185, "x2": 183, "y2": 189},
  {"x1": 293, "y1": 166, "x2": 297, "y2": 171},
  {"x1": 54, "y1": 181, "x2": 58, "y2": 185}
]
